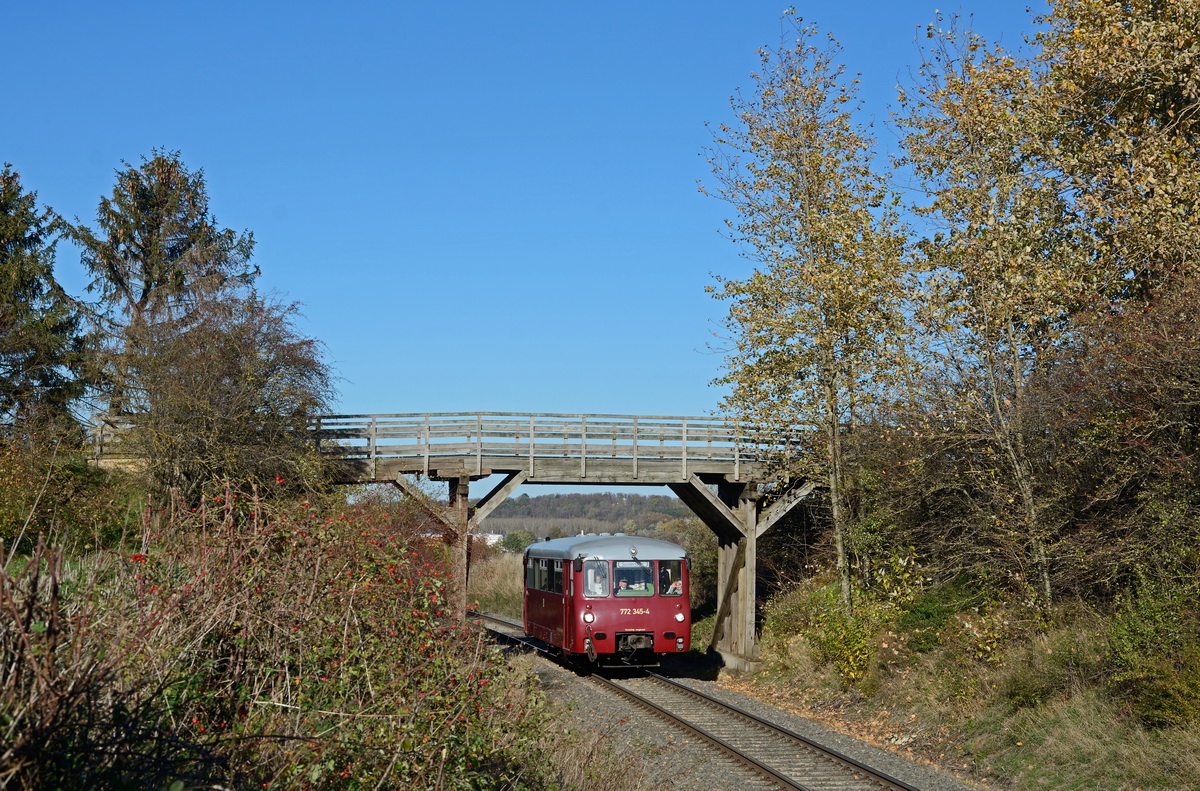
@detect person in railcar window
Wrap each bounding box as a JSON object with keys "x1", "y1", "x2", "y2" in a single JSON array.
[
  {"x1": 585, "y1": 560, "x2": 609, "y2": 596},
  {"x1": 659, "y1": 559, "x2": 684, "y2": 595},
  {"x1": 614, "y1": 560, "x2": 655, "y2": 596}
]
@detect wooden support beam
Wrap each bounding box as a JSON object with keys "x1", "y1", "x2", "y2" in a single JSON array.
[
  {"x1": 444, "y1": 475, "x2": 471, "y2": 619},
  {"x1": 391, "y1": 474, "x2": 453, "y2": 529},
  {"x1": 471, "y1": 470, "x2": 528, "y2": 523},
  {"x1": 708, "y1": 536, "x2": 746, "y2": 651},
  {"x1": 756, "y1": 480, "x2": 816, "y2": 538},
  {"x1": 668, "y1": 474, "x2": 746, "y2": 544}
]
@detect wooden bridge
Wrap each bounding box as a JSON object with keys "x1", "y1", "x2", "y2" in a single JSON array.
[
  {"x1": 314, "y1": 412, "x2": 812, "y2": 670},
  {"x1": 314, "y1": 411, "x2": 771, "y2": 485},
  {"x1": 95, "y1": 411, "x2": 814, "y2": 669}
]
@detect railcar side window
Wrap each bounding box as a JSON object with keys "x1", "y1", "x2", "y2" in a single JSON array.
[
  {"x1": 583, "y1": 560, "x2": 609, "y2": 597},
  {"x1": 659, "y1": 559, "x2": 684, "y2": 595},
  {"x1": 613, "y1": 560, "x2": 655, "y2": 597},
  {"x1": 528, "y1": 558, "x2": 563, "y2": 594}
]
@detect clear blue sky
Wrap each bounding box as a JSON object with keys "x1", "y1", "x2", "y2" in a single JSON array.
[{"x1": 5, "y1": 1, "x2": 1042, "y2": 495}]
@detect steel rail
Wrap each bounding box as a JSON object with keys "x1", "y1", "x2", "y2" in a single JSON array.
[
  {"x1": 590, "y1": 672, "x2": 813, "y2": 790},
  {"x1": 476, "y1": 612, "x2": 917, "y2": 791},
  {"x1": 642, "y1": 670, "x2": 921, "y2": 791}
]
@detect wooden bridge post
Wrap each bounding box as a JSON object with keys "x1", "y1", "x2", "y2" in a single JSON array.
[
  {"x1": 447, "y1": 475, "x2": 470, "y2": 619},
  {"x1": 718, "y1": 482, "x2": 760, "y2": 663},
  {"x1": 668, "y1": 476, "x2": 763, "y2": 670}
]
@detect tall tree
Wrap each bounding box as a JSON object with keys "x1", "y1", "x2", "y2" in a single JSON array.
[
  {"x1": 73, "y1": 151, "x2": 257, "y2": 414},
  {"x1": 122, "y1": 295, "x2": 334, "y2": 500},
  {"x1": 1027, "y1": 0, "x2": 1200, "y2": 595},
  {"x1": 704, "y1": 17, "x2": 911, "y2": 608},
  {"x1": 1034, "y1": 0, "x2": 1200, "y2": 296},
  {"x1": 0, "y1": 165, "x2": 81, "y2": 428},
  {"x1": 896, "y1": 20, "x2": 1091, "y2": 605}
]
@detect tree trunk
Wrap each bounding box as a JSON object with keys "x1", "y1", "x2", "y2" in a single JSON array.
[
  {"x1": 987, "y1": 340, "x2": 1053, "y2": 607},
  {"x1": 825, "y1": 374, "x2": 852, "y2": 611}
]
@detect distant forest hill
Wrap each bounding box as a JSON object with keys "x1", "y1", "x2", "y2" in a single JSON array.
[{"x1": 481, "y1": 492, "x2": 690, "y2": 537}]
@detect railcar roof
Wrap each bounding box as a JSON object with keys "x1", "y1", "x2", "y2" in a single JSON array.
[{"x1": 523, "y1": 533, "x2": 687, "y2": 561}]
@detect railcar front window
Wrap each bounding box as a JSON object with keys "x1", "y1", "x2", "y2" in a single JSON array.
[
  {"x1": 583, "y1": 560, "x2": 609, "y2": 597},
  {"x1": 659, "y1": 559, "x2": 684, "y2": 595},
  {"x1": 613, "y1": 560, "x2": 655, "y2": 597}
]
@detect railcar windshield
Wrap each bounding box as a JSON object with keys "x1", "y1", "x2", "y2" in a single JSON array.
[
  {"x1": 613, "y1": 560, "x2": 655, "y2": 597},
  {"x1": 583, "y1": 560, "x2": 609, "y2": 597},
  {"x1": 659, "y1": 559, "x2": 684, "y2": 595}
]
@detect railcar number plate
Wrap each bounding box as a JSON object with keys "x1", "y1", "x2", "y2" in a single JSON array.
[{"x1": 619, "y1": 608, "x2": 650, "y2": 615}]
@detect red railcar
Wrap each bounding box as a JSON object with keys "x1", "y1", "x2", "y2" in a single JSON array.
[{"x1": 523, "y1": 533, "x2": 691, "y2": 667}]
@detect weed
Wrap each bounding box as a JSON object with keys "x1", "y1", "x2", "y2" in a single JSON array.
[{"x1": 467, "y1": 550, "x2": 524, "y2": 618}]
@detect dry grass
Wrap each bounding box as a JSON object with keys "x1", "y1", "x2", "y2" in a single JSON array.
[
  {"x1": 982, "y1": 690, "x2": 1200, "y2": 790},
  {"x1": 749, "y1": 595, "x2": 1200, "y2": 791},
  {"x1": 468, "y1": 550, "x2": 525, "y2": 619}
]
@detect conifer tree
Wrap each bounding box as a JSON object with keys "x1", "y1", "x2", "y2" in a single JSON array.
[
  {"x1": 0, "y1": 165, "x2": 82, "y2": 428},
  {"x1": 73, "y1": 150, "x2": 257, "y2": 414}
]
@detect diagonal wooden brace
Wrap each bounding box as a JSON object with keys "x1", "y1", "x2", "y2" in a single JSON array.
[
  {"x1": 708, "y1": 536, "x2": 747, "y2": 650},
  {"x1": 391, "y1": 474, "x2": 456, "y2": 530},
  {"x1": 471, "y1": 470, "x2": 528, "y2": 523},
  {"x1": 756, "y1": 480, "x2": 816, "y2": 538},
  {"x1": 668, "y1": 474, "x2": 747, "y2": 543}
]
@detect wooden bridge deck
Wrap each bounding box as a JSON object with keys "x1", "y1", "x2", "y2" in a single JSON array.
[{"x1": 314, "y1": 412, "x2": 772, "y2": 485}]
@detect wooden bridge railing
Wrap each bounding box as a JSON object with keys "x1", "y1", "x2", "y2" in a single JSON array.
[
  {"x1": 92, "y1": 411, "x2": 797, "y2": 481},
  {"x1": 311, "y1": 412, "x2": 766, "y2": 475}
]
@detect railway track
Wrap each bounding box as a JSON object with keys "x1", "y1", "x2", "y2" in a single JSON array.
[
  {"x1": 477, "y1": 613, "x2": 923, "y2": 791},
  {"x1": 600, "y1": 672, "x2": 920, "y2": 791}
]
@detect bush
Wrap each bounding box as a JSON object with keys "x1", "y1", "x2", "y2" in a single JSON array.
[
  {"x1": 997, "y1": 621, "x2": 1107, "y2": 711},
  {"x1": 500, "y1": 530, "x2": 536, "y2": 553},
  {"x1": 763, "y1": 580, "x2": 888, "y2": 688},
  {"x1": 0, "y1": 491, "x2": 555, "y2": 789},
  {"x1": 896, "y1": 579, "x2": 984, "y2": 653},
  {"x1": 0, "y1": 434, "x2": 138, "y2": 551},
  {"x1": 1106, "y1": 583, "x2": 1200, "y2": 728}
]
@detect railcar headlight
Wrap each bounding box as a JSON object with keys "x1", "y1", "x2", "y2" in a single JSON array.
[
  {"x1": 674, "y1": 612, "x2": 686, "y2": 622},
  {"x1": 583, "y1": 612, "x2": 596, "y2": 623}
]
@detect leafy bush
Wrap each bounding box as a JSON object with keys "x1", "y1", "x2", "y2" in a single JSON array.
[
  {"x1": 0, "y1": 435, "x2": 137, "y2": 551},
  {"x1": 500, "y1": 530, "x2": 536, "y2": 553},
  {"x1": 763, "y1": 580, "x2": 888, "y2": 687},
  {"x1": 1106, "y1": 583, "x2": 1200, "y2": 728},
  {"x1": 896, "y1": 579, "x2": 984, "y2": 653},
  {"x1": 0, "y1": 491, "x2": 555, "y2": 789},
  {"x1": 997, "y1": 621, "x2": 1107, "y2": 711}
]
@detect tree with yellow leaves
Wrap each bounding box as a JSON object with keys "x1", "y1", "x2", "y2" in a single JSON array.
[{"x1": 704, "y1": 16, "x2": 911, "y2": 609}]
